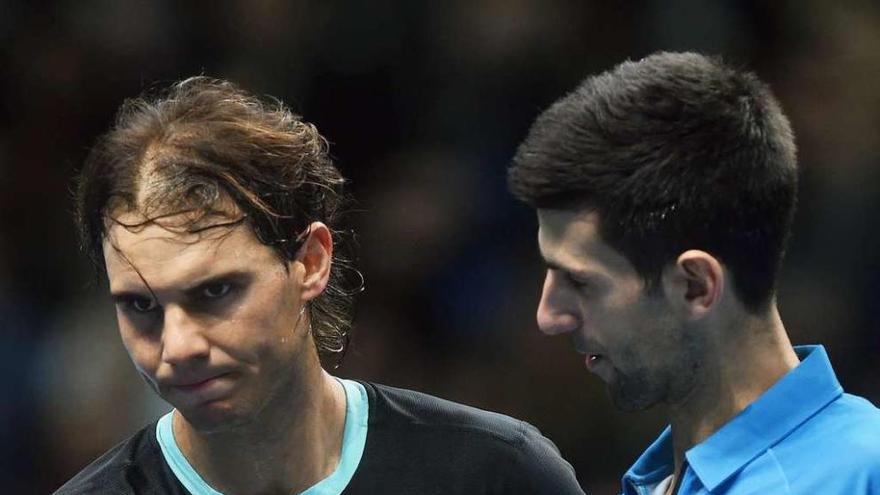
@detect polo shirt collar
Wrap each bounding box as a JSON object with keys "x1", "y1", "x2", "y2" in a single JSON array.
[
  {"x1": 623, "y1": 345, "x2": 843, "y2": 493},
  {"x1": 622, "y1": 426, "x2": 674, "y2": 492}
]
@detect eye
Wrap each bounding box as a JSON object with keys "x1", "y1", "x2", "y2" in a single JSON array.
[
  {"x1": 565, "y1": 272, "x2": 605, "y2": 296},
  {"x1": 201, "y1": 282, "x2": 232, "y2": 299},
  {"x1": 128, "y1": 296, "x2": 159, "y2": 313},
  {"x1": 566, "y1": 273, "x2": 590, "y2": 289}
]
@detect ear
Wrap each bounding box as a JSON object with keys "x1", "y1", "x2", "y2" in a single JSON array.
[
  {"x1": 295, "y1": 222, "x2": 333, "y2": 302},
  {"x1": 661, "y1": 250, "x2": 723, "y2": 320}
]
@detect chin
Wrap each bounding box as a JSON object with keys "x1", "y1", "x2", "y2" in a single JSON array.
[
  {"x1": 609, "y1": 393, "x2": 657, "y2": 412},
  {"x1": 178, "y1": 400, "x2": 255, "y2": 434},
  {"x1": 609, "y1": 392, "x2": 651, "y2": 412},
  {"x1": 608, "y1": 378, "x2": 664, "y2": 413}
]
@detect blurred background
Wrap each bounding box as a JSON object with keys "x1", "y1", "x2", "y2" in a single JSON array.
[{"x1": 1, "y1": 0, "x2": 879, "y2": 493}]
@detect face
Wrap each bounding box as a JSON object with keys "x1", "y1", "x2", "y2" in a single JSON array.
[
  {"x1": 536, "y1": 209, "x2": 703, "y2": 411},
  {"x1": 104, "y1": 212, "x2": 318, "y2": 432}
]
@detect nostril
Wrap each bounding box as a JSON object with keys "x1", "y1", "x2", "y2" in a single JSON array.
[
  {"x1": 555, "y1": 314, "x2": 580, "y2": 333},
  {"x1": 537, "y1": 311, "x2": 579, "y2": 335}
]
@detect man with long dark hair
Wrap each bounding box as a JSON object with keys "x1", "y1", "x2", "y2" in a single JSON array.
[{"x1": 57, "y1": 77, "x2": 584, "y2": 495}]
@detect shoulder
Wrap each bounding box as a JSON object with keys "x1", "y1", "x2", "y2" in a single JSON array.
[
  {"x1": 358, "y1": 381, "x2": 583, "y2": 493},
  {"x1": 776, "y1": 392, "x2": 880, "y2": 491},
  {"x1": 54, "y1": 421, "x2": 179, "y2": 495},
  {"x1": 820, "y1": 394, "x2": 880, "y2": 470},
  {"x1": 803, "y1": 393, "x2": 880, "y2": 452},
  {"x1": 364, "y1": 381, "x2": 535, "y2": 444}
]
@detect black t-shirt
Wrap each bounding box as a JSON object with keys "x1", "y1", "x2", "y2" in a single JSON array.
[{"x1": 55, "y1": 381, "x2": 584, "y2": 494}]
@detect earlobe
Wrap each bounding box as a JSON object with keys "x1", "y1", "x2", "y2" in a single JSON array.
[
  {"x1": 665, "y1": 250, "x2": 723, "y2": 319},
  {"x1": 297, "y1": 222, "x2": 333, "y2": 302}
]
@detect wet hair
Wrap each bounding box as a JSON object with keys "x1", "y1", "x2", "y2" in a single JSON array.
[
  {"x1": 75, "y1": 76, "x2": 359, "y2": 363},
  {"x1": 509, "y1": 52, "x2": 797, "y2": 312}
]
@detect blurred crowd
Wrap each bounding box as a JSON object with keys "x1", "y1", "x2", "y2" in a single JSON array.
[{"x1": 1, "y1": 1, "x2": 878, "y2": 493}]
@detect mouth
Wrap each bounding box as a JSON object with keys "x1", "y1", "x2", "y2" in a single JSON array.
[
  {"x1": 169, "y1": 372, "x2": 232, "y2": 392},
  {"x1": 162, "y1": 372, "x2": 240, "y2": 408}
]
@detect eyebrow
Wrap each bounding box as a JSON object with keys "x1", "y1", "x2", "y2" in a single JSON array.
[
  {"x1": 541, "y1": 255, "x2": 578, "y2": 274},
  {"x1": 110, "y1": 291, "x2": 149, "y2": 305},
  {"x1": 180, "y1": 271, "x2": 253, "y2": 298},
  {"x1": 109, "y1": 270, "x2": 254, "y2": 302},
  {"x1": 541, "y1": 257, "x2": 603, "y2": 282}
]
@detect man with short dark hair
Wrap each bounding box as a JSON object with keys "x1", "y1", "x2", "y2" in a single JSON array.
[
  {"x1": 509, "y1": 52, "x2": 880, "y2": 494},
  {"x1": 57, "y1": 77, "x2": 584, "y2": 495}
]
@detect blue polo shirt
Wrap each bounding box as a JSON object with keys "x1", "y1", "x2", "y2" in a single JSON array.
[{"x1": 621, "y1": 345, "x2": 880, "y2": 494}]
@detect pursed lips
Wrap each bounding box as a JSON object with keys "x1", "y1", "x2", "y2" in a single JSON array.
[
  {"x1": 156, "y1": 371, "x2": 241, "y2": 407},
  {"x1": 161, "y1": 371, "x2": 234, "y2": 390}
]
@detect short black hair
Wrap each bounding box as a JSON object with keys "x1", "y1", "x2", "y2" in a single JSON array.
[{"x1": 509, "y1": 52, "x2": 797, "y2": 312}]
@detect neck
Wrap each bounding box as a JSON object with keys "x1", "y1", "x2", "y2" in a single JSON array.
[
  {"x1": 666, "y1": 306, "x2": 799, "y2": 477},
  {"x1": 174, "y1": 368, "x2": 347, "y2": 495}
]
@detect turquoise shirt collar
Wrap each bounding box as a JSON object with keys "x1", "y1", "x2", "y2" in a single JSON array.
[
  {"x1": 623, "y1": 345, "x2": 843, "y2": 492},
  {"x1": 156, "y1": 378, "x2": 369, "y2": 495}
]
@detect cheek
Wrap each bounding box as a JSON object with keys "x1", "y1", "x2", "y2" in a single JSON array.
[
  {"x1": 255, "y1": 283, "x2": 301, "y2": 339},
  {"x1": 625, "y1": 312, "x2": 682, "y2": 367},
  {"x1": 582, "y1": 297, "x2": 628, "y2": 337},
  {"x1": 222, "y1": 287, "x2": 302, "y2": 359},
  {"x1": 117, "y1": 325, "x2": 160, "y2": 378},
  {"x1": 599, "y1": 303, "x2": 669, "y2": 356}
]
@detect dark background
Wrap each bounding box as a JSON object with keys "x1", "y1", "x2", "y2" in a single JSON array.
[{"x1": 1, "y1": 1, "x2": 878, "y2": 493}]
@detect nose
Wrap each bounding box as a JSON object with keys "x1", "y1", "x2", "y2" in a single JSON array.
[
  {"x1": 536, "y1": 270, "x2": 580, "y2": 336},
  {"x1": 161, "y1": 305, "x2": 210, "y2": 365}
]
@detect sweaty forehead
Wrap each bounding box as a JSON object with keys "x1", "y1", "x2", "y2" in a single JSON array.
[{"x1": 103, "y1": 211, "x2": 279, "y2": 291}]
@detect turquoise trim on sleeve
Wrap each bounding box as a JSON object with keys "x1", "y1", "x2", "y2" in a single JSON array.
[{"x1": 155, "y1": 378, "x2": 369, "y2": 495}]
